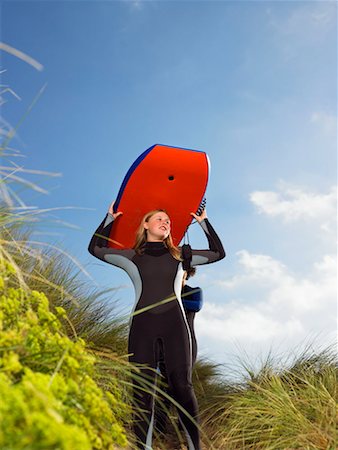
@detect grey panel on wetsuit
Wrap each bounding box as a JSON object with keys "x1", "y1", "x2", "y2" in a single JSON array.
[
  {"x1": 103, "y1": 212, "x2": 114, "y2": 227},
  {"x1": 191, "y1": 254, "x2": 210, "y2": 265},
  {"x1": 89, "y1": 213, "x2": 143, "y2": 317},
  {"x1": 103, "y1": 253, "x2": 142, "y2": 318}
]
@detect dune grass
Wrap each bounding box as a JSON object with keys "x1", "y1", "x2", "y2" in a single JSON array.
[{"x1": 202, "y1": 346, "x2": 337, "y2": 450}]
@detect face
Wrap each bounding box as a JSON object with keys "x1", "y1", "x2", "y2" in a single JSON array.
[{"x1": 144, "y1": 212, "x2": 171, "y2": 241}]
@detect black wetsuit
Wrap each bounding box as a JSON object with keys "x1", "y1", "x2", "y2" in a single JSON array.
[{"x1": 88, "y1": 213, "x2": 225, "y2": 450}]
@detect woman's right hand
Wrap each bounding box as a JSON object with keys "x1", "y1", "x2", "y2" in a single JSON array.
[{"x1": 108, "y1": 200, "x2": 123, "y2": 219}]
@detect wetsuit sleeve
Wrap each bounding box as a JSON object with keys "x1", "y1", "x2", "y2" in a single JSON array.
[
  {"x1": 190, "y1": 218, "x2": 225, "y2": 266},
  {"x1": 88, "y1": 213, "x2": 135, "y2": 264}
]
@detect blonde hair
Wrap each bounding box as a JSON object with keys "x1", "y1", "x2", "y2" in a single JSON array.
[{"x1": 133, "y1": 209, "x2": 182, "y2": 261}]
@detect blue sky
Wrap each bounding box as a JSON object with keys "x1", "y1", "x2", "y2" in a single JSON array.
[{"x1": 1, "y1": 0, "x2": 336, "y2": 376}]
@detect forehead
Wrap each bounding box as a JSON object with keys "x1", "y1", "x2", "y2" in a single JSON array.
[{"x1": 150, "y1": 212, "x2": 170, "y2": 220}]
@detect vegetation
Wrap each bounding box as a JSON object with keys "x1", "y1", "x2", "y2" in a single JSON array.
[
  {"x1": 201, "y1": 347, "x2": 337, "y2": 450},
  {"x1": 0, "y1": 258, "x2": 128, "y2": 449}
]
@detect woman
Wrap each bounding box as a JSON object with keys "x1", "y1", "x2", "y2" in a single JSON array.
[{"x1": 88, "y1": 202, "x2": 225, "y2": 450}]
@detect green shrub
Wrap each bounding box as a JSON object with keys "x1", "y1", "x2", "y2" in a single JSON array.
[{"x1": 0, "y1": 259, "x2": 128, "y2": 449}]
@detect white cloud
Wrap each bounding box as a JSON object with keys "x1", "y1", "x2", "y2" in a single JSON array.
[
  {"x1": 250, "y1": 183, "x2": 337, "y2": 229},
  {"x1": 196, "y1": 251, "x2": 336, "y2": 346},
  {"x1": 197, "y1": 302, "x2": 303, "y2": 343},
  {"x1": 195, "y1": 183, "x2": 336, "y2": 368}
]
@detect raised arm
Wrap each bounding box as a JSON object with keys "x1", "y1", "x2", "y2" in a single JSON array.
[
  {"x1": 88, "y1": 203, "x2": 135, "y2": 264},
  {"x1": 88, "y1": 212, "x2": 115, "y2": 258},
  {"x1": 190, "y1": 210, "x2": 226, "y2": 266}
]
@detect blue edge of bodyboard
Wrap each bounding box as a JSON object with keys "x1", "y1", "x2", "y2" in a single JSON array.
[{"x1": 113, "y1": 144, "x2": 205, "y2": 212}]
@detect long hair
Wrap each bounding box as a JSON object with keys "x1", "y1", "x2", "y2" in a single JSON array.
[{"x1": 133, "y1": 209, "x2": 181, "y2": 261}]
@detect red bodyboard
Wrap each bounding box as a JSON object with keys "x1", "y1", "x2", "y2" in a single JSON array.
[{"x1": 109, "y1": 144, "x2": 209, "y2": 248}]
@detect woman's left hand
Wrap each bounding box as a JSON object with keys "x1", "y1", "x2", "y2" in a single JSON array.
[{"x1": 190, "y1": 209, "x2": 207, "y2": 223}]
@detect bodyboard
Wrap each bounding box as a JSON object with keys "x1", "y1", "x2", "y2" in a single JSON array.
[{"x1": 109, "y1": 144, "x2": 209, "y2": 248}]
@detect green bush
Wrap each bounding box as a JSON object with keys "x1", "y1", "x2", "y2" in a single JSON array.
[{"x1": 0, "y1": 259, "x2": 128, "y2": 449}]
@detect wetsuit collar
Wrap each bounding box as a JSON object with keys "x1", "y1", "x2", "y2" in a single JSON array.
[
  {"x1": 144, "y1": 241, "x2": 166, "y2": 248},
  {"x1": 143, "y1": 241, "x2": 167, "y2": 255}
]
